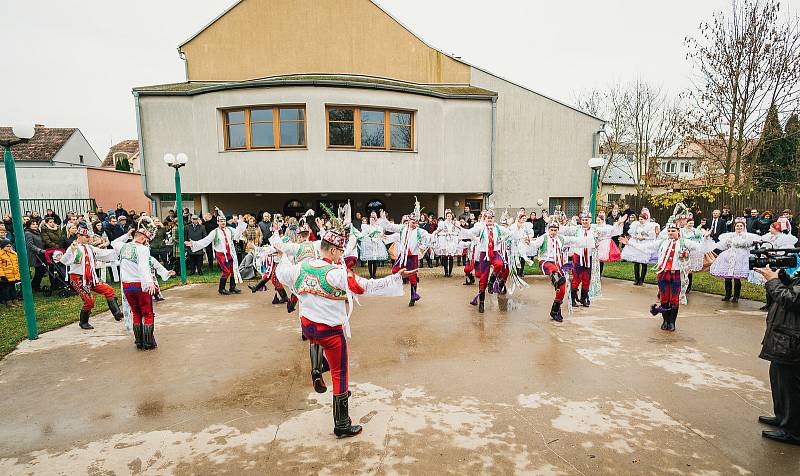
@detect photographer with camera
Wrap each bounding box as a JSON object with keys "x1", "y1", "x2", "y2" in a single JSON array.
[{"x1": 754, "y1": 260, "x2": 800, "y2": 446}]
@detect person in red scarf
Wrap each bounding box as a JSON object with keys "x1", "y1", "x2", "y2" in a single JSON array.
[{"x1": 59, "y1": 225, "x2": 123, "y2": 329}]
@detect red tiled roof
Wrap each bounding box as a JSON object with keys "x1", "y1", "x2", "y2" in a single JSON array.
[
  {"x1": 102, "y1": 139, "x2": 139, "y2": 167},
  {"x1": 0, "y1": 126, "x2": 77, "y2": 162}
]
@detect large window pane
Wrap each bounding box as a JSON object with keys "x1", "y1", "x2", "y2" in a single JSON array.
[
  {"x1": 361, "y1": 110, "x2": 384, "y2": 123},
  {"x1": 328, "y1": 108, "x2": 354, "y2": 121},
  {"x1": 329, "y1": 123, "x2": 354, "y2": 146},
  {"x1": 361, "y1": 123, "x2": 385, "y2": 147},
  {"x1": 227, "y1": 124, "x2": 246, "y2": 148},
  {"x1": 280, "y1": 121, "x2": 305, "y2": 146},
  {"x1": 391, "y1": 125, "x2": 412, "y2": 150},
  {"x1": 251, "y1": 122, "x2": 274, "y2": 147},
  {"x1": 281, "y1": 108, "x2": 305, "y2": 121},
  {"x1": 227, "y1": 110, "x2": 245, "y2": 123},
  {"x1": 390, "y1": 112, "x2": 411, "y2": 125},
  {"x1": 250, "y1": 108, "x2": 273, "y2": 121}
]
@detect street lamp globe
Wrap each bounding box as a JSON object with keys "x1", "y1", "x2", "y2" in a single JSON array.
[
  {"x1": 11, "y1": 124, "x2": 35, "y2": 140},
  {"x1": 163, "y1": 153, "x2": 176, "y2": 167},
  {"x1": 588, "y1": 157, "x2": 605, "y2": 170},
  {"x1": 175, "y1": 152, "x2": 188, "y2": 166}
]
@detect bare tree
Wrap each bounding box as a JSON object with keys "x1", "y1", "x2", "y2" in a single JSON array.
[
  {"x1": 685, "y1": 0, "x2": 800, "y2": 187},
  {"x1": 576, "y1": 80, "x2": 686, "y2": 197}
]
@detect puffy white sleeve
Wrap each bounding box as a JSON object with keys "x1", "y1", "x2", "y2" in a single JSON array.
[
  {"x1": 232, "y1": 221, "x2": 248, "y2": 241},
  {"x1": 326, "y1": 267, "x2": 404, "y2": 297},
  {"x1": 110, "y1": 233, "x2": 131, "y2": 253},
  {"x1": 91, "y1": 246, "x2": 118, "y2": 262},
  {"x1": 275, "y1": 259, "x2": 301, "y2": 288},
  {"x1": 191, "y1": 229, "x2": 215, "y2": 252},
  {"x1": 60, "y1": 246, "x2": 77, "y2": 265},
  {"x1": 377, "y1": 218, "x2": 401, "y2": 233},
  {"x1": 150, "y1": 257, "x2": 172, "y2": 281}
]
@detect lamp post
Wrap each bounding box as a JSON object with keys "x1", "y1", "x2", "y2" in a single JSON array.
[
  {"x1": 588, "y1": 157, "x2": 605, "y2": 218},
  {"x1": 1, "y1": 125, "x2": 38, "y2": 340},
  {"x1": 164, "y1": 153, "x2": 188, "y2": 285}
]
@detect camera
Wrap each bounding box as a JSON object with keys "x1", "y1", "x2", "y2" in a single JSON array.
[{"x1": 749, "y1": 247, "x2": 800, "y2": 270}]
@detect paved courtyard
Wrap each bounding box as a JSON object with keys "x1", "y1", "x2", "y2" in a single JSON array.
[{"x1": 0, "y1": 270, "x2": 798, "y2": 475}]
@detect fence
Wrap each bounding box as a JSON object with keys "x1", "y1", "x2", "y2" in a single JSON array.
[
  {"x1": 0, "y1": 199, "x2": 97, "y2": 221},
  {"x1": 609, "y1": 191, "x2": 800, "y2": 224}
]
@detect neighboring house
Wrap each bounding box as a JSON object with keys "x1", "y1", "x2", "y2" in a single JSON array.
[
  {"x1": 102, "y1": 139, "x2": 140, "y2": 172},
  {"x1": 600, "y1": 153, "x2": 639, "y2": 202},
  {"x1": 135, "y1": 0, "x2": 604, "y2": 219},
  {"x1": 0, "y1": 125, "x2": 150, "y2": 215}
]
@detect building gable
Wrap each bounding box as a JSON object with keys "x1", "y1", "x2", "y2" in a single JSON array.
[{"x1": 179, "y1": 0, "x2": 471, "y2": 84}]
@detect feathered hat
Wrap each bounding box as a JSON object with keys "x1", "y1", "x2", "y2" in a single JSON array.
[
  {"x1": 579, "y1": 207, "x2": 592, "y2": 220},
  {"x1": 409, "y1": 196, "x2": 422, "y2": 222},
  {"x1": 319, "y1": 201, "x2": 351, "y2": 250},
  {"x1": 499, "y1": 209, "x2": 511, "y2": 225},
  {"x1": 734, "y1": 217, "x2": 747, "y2": 226},
  {"x1": 483, "y1": 209, "x2": 496, "y2": 219},
  {"x1": 135, "y1": 216, "x2": 157, "y2": 241},
  {"x1": 76, "y1": 224, "x2": 90, "y2": 237}
]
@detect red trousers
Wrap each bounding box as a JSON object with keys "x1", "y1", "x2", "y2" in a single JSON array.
[
  {"x1": 571, "y1": 262, "x2": 591, "y2": 290},
  {"x1": 540, "y1": 261, "x2": 566, "y2": 302},
  {"x1": 123, "y1": 282, "x2": 154, "y2": 325},
  {"x1": 392, "y1": 254, "x2": 419, "y2": 284},
  {"x1": 301, "y1": 316, "x2": 348, "y2": 395},
  {"x1": 657, "y1": 271, "x2": 681, "y2": 306},
  {"x1": 69, "y1": 274, "x2": 116, "y2": 311},
  {"x1": 215, "y1": 251, "x2": 234, "y2": 279},
  {"x1": 477, "y1": 252, "x2": 506, "y2": 291}
]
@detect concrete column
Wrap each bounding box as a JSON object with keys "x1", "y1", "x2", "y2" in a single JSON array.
[
  {"x1": 200, "y1": 193, "x2": 209, "y2": 214},
  {"x1": 152, "y1": 195, "x2": 161, "y2": 217},
  {"x1": 437, "y1": 193, "x2": 445, "y2": 218}
]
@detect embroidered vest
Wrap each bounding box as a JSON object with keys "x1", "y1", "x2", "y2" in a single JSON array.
[
  {"x1": 294, "y1": 241, "x2": 318, "y2": 263},
  {"x1": 119, "y1": 242, "x2": 139, "y2": 263},
  {"x1": 539, "y1": 235, "x2": 565, "y2": 256},
  {"x1": 294, "y1": 261, "x2": 347, "y2": 300}
]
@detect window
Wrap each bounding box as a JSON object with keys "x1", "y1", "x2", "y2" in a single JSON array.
[
  {"x1": 607, "y1": 193, "x2": 621, "y2": 203},
  {"x1": 79, "y1": 154, "x2": 84, "y2": 164},
  {"x1": 327, "y1": 106, "x2": 414, "y2": 151},
  {"x1": 549, "y1": 197, "x2": 583, "y2": 218},
  {"x1": 662, "y1": 161, "x2": 676, "y2": 174},
  {"x1": 680, "y1": 161, "x2": 692, "y2": 173},
  {"x1": 223, "y1": 106, "x2": 306, "y2": 150}
]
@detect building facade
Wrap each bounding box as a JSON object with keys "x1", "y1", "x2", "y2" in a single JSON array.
[{"x1": 136, "y1": 0, "x2": 604, "y2": 219}]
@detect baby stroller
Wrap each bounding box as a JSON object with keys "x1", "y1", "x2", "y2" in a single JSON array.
[{"x1": 38, "y1": 249, "x2": 73, "y2": 298}]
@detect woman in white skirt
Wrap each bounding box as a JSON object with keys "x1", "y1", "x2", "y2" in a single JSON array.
[
  {"x1": 621, "y1": 208, "x2": 658, "y2": 285},
  {"x1": 710, "y1": 217, "x2": 763, "y2": 303},
  {"x1": 354, "y1": 212, "x2": 388, "y2": 279},
  {"x1": 747, "y1": 218, "x2": 798, "y2": 309},
  {"x1": 681, "y1": 216, "x2": 706, "y2": 292},
  {"x1": 433, "y1": 209, "x2": 462, "y2": 277},
  {"x1": 594, "y1": 211, "x2": 624, "y2": 274}
]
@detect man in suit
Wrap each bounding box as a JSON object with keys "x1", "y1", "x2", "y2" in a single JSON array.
[
  {"x1": 720, "y1": 205, "x2": 734, "y2": 232},
  {"x1": 704, "y1": 209, "x2": 728, "y2": 242}
]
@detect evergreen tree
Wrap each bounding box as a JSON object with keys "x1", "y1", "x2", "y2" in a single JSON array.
[
  {"x1": 115, "y1": 157, "x2": 131, "y2": 172},
  {"x1": 754, "y1": 104, "x2": 787, "y2": 191},
  {"x1": 785, "y1": 114, "x2": 800, "y2": 185}
]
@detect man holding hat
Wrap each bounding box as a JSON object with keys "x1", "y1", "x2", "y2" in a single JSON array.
[
  {"x1": 186, "y1": 209, "x2": 247, "y2": 295},
  {"x1": 276, "y1": 217, "x2": 416, "y2": 438},
  {"x1": 59, "y1": 225, "x2": 123, "y2": 329}
]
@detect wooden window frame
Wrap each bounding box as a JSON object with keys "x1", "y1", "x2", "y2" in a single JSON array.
[
  {"x1": 222, "y1": 105, "x2": 307, "y2": 151},
  {"x1": 326, "y1": 105, "x2": 415, "y2": 151}
]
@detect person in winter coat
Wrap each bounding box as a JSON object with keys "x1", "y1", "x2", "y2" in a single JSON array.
[
  {"x1": 0, "y1": 239, "x2": 20, "y2": 307},
  {"x1": 40, "y1": 217, "x2": 64, "y2": 250},
  {"x1": 754, "y1": 211, "x2": 775, "y2": 236},
  {"x1": 184, "y1": 215, "x2": 207, "y2": 275},
  {"x1": 149, "y1": 219, "x2": 170, "y2": 266},
  {"x1": 754, "y1": 266, "x2": 800, "y2": 446},
  {"x1": 24, "y1": 221, "x2": 46, "y2": 292}
]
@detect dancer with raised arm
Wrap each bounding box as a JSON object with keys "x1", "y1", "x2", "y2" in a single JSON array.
[{"x1": 186, "y1": 209, "x2": 247, "y2": 295}]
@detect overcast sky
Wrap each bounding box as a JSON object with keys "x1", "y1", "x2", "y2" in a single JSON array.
[{"x1": 2, "y1": 0, "x2": 798, "y2": 155}]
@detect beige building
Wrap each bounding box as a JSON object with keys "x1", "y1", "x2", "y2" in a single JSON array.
[{"x1": 135, "y1": 0, "x2": 604, "y2": 219}]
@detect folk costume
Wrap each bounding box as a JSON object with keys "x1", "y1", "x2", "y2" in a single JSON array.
[
  {"x1": 377, "y1": 198, "x2": 431, "y2": 306},
  {"x1": 711, "y1": 218, "x2": 764, "y2": 302},
  {"x1": 530, "y1": 218, "x2": 593, "y2": 322},
  {"x1": 59, "y1": 225, "x2": 123, "y2": 329},
  {"x1": 275, "y1": 210, "x2": 406, "y2": 438},
  {"x1": 433, "y1": 209, "x2": 462, "y2": 277},
  {"x1": 189, "y1": 213, "x2": 247, "y2": 295},
  {"x1": 353, "y1": 214, "x2": 388, "y2": 279},
  {"x1": 111, "y1": 218, "x2": 163, "y2": 349},
  {"x1": 681, "y1": 220, "x2": 706, "y2": 296},
  {"x1": 559, "y1": 209, "x2": 619, "y2": 306},
  {"x1": 621, "y1": 208, "x2": 659, "y2": 285}
]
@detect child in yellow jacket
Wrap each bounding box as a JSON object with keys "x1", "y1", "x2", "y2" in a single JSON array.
[{"x1": 0, "y1": 239, "x2": 20, "y2": 307}]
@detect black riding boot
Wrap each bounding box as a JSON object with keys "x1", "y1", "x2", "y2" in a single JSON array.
[
  {"x1": 142, "y1": 324, "x2": 156, "y2": 350},
  {"x1": 464, "y1": 272, "x2": 475, "y2": 285},
  {"x1": 229, "y1": 275, "x2": 242, "y2": 294},
  {"x1": 633, "y1": 263, "x2": 641, "y2": 285},
  {"x1": 219, "y1": 277, "x2": 230, "y2": 295},
  {"x1": 478, "y1": 291, "x2": 485, "y2": 313},
  {"x1": 248, "y1": 278, "x2": 268, "y2": 293},
  {"x1": 570, "y1": 288, "x2": 579, "y2": 307},
  {"x1": 488, "y1": 274, "x2": 497, "y2": 294},
  {"x1": 448, "y1": 257, "x2": 455, "y2": 277},
  {"x1": 78, "y1": 310, "x2": 93, "y2": 330},
  {"x1": 722, "y1": 278, "x2": 732, "y2": 301},
  {"x1": 107, "y1": 298, "x2": 123, "y2": 321},
  {"x1": 133, "y1": 323, "x2": 143, "y2": 349},
  {"x1": 550, "y1": 301, "x2": 563, "y2": 322},
  {"x1": 640, "y1": 266, "x2": 647, "y2": 285},
  {"x1": 277, "y1": 288, "x2": 289, "y2": 303},
  {"x1": 669, "y1": 307, "x2": 678, "y2": 331},
  {"x1": 687, "y1": 274, "x2": 693, "y2": 293},
  {"x1": 580, "y1": 289, "x2": 590, "y2": 307},
  {"x1": 333, "y1": 391, "x2": 362, "y2": 438},
  {"x1": 732, "y1": 279, "x2": 741, "y2": 303},
  {"x1": 310, "y1": 344, "x2": 328, "y2": 393}
]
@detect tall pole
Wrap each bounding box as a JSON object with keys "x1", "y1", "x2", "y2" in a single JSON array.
[
  {"x1": 3, "y1": 146, "x2": 38, "y2": 340},
  {"x1": 590, "y1": 168, "x2": 599, "y2": 218},
  {"x1": 174, "y1": 168, "x2": 187, "y2": 284}
]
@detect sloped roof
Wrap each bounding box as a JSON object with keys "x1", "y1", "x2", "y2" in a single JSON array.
[
  {"x1": 602, "y1": 156, "x2": 637, "y2": 185},
  {"x1": 0, "y1": 126, "x2": 76, "y2": 162},
  {"x1": 134, "y1": 74, "x2": 498, "y2": 99},
  {"x1": 102, "y1": 139, "x2": 140, "y2": 167}
]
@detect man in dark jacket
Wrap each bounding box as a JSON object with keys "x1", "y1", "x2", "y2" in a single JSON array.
[
  {"x1": 184, "y1": 215, "x2": 207, "y2": 275},
  {"x1": 257, "y1": 212, "x2": 272, "y2": 245},
  {"x1": 24, "y1": 221, "x2": 46, "y2": 291},
  {"x1": 754, "y1": 266, "x2": 800, "y2": 445},
  {"x1": 104, "y1": 215, "x2": 126, "y2": 242},
  {"x1": 720, "y1": 205, "x2": 734, "y2": 232},
  {"x1": 703, "y1": 209, "x2": 728, "y2": 242}
]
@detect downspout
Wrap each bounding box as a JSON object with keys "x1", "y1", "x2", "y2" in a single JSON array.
[
  {"x1": 133, "y1": 91, "x2": 154, "y2": 211},
  {"x1": 178, "y1": 48, "x2": 188, "y2": 81},
  {"x1": 486, "y1": 96, "x2": 497, "y2": 208}
]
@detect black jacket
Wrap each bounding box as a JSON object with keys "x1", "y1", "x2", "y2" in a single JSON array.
[
  {"x1": 760, "y1": 273, "x2": 800, "y2": 365},
  {"x1": 24, "y1": 229, "x2": 45, "y2": 266},
  {"x1": 184, "y1": 224, "x2": 207, "y2": 255},
  {"x1": 703, "y1": 217, "x2": 728, "y2": 241},
  {"x1": 257, "y1": 220, "x2": 272, "y2": 244},
  {"x1": 104, "y1": 223, "x2": 126, "y2": 242}
]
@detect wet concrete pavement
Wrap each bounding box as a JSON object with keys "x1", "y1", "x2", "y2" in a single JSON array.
[{"x1": 1, "y1": 270, "x2": 798, "y2": 475}]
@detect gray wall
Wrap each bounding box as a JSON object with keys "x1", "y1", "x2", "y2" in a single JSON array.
[
  {"x1": 470, "y1": 68, "x2": 604, "y2": 211},
  {"x1": 53, "y1": 131, "x2": 102, "y2": 166},
  {"x1": 140, "y1": 86, "x2": 493, "y2": 196},
  {"x1": 0, "y1": 167, "x2": 88, "y2": 199}
]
